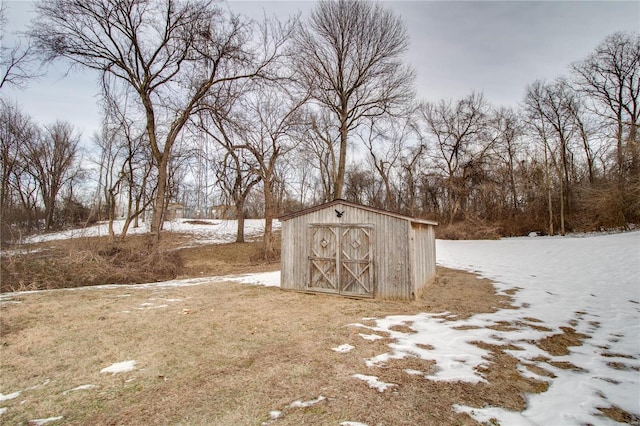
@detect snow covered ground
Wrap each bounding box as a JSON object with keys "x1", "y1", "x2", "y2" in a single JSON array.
[
  {"x1": 432, "y1": 232, "x2": 640, "y2": 424},
  {"x1": 349, "y1": 231, "x2": 639, "y2": 425},
  {"x1": 20, "y1": 218, "x2": 279, "y2": 246},
  {"x1": 3, "y1": 221, "x2": 639, "y2": 425}
]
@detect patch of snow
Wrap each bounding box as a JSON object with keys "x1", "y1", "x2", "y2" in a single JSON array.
[
  {"x1": 25, "y1": 380, "x2": 51, "y2": 391},
  {"x1": 0, "y1": 407, "x2": 7, "y2": 415},
  {"x1": 332, "y1": 344, "x2": 355, "y2": 353},
  {"x1": 261, "y1": 410, "x2": 284, "y2": 426},
  {"x1": 358, "y1": 231, "x2": 640, "y2": 424},
  {"x1": 0, "y1": 247, "x2": 45, "y2": 257},
  {"x1": 436, "y1": 232, "x2": 640, "y2": 424},
  {"x1": 0, "y1": 271, "x2": 282, "y2": 302},
  {"x1": 222, "y1": 271, "x2": 281, "y2": 287},
  {"x1": 0, "y1": 276, "x2": 234, "y2": 301},
  {"x1": 404, "y1": 369, "x2": 424, "y2": 376},
  {"x1": 288, "y1": 395, "x2": 326, "y2": 408},
  {"x1": 0, "y1": 391, "x2": 20, "y2": 401},
  {"x1": 22, "y1": 218, "x2": 279, "y2": 246},
  {"x1": 340, "y1": 422, "x2": 369, "y2": 426},
  {"x1": 62, "y1": 384, "x2": 98, "y2": 395},
  {"x1": 358, "y1": 313, "x2": 489, "y2": 384},
  {"x1": 358, "y1": 333, "x2": 384, "y2": 341},
  {"x1": 100, "y1": 360, "x2": 136, "y2": 375},
  {"x1": 269, "y1": 410, "x2": 283, "y2": 419},
  {"x1": 352, "y1": 374, "x2": 397, "y2": 392},
  {"x1": 136, "y1": 304, "x2": 168, "y2": 310},
  {"x1": 453, "y1": 404, "x2": 534, "y2": 425},
  {"x1": 29, "y1": 416, "x2": 63, "y2": 425}
]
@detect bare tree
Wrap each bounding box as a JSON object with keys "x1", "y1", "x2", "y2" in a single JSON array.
[
  {"x1": 93, "y1": 124, "x2": 122, "y2": 236},
  {"x1": 565, "y1": 96, "x2": 598, "y2": 185},
  {"x1": 95, "y1": 78, "x2": 156, "y2": 240},
  {"x1": 491, "y1": 106, "x2": 524, "y2": 215},
  {"x1": 572, "y1": 32, "x2": 640, "y2": 178},
  {"x1": 31, "y1": 0, "x2": 285, "y2": 243},
  {"x1": 0, "y1": 100, "x2": 38, "y2": 241},
  {"x1": 293, "y1": 0, "x2": 414, "y2": 199},
  {"x1": 302, "y1": 109, "x2": 339, "y2": 202},
  {"x1": 212, "y1": 144, "x2": 261, "y2": 243},
  {"x1": 1, "y1": 101, "x2": 33, "y2": 215},
  {"x1": 236, "y1": 85, "x2": 308, "y2": 257},
  {"x1": 0, "y1": 3, "x2": 40, "y2": 90},
  {"x1": 420, "y1": 93, "x2": 494, "y2": 224},
  {"x1": 524, "y1": 79, "x2": 586, "y2": 235},
  {"x1": 359, "y1": 116, "x2": 414, "y2": 211},
  {"x1": 399, "y1": 138, "x2": 426, "y2": 217},
  {"x1": 196, "y1": 78, "x2": 261, "y2": 243},
  {"x1": 343, "y1": 163, "x2": 380, "y2": 206},
  {"x1": 22, "y1": 121, "x2": 80, "y2": 230}
]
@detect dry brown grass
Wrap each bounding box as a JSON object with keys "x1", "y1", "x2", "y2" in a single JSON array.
[
  {"x1": 0, "y1": 262, "x2": 533, "y2": 425},
  {"x1": 598, "y1": 405, "x2": 640, "y2": 424},
  {"x1": 536, "y1": 326, "x2": 589, "y2": 356},
  {"x1": 0, "y1": 239, "x2": 629, "y2": 425},
  {"x1": 178, "y1": 241, "x2": 278, "y2": 278}
]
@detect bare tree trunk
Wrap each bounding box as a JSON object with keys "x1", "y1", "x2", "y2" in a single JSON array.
[
  {"x1": 334, "y1": 113, "x2": 348, "y2": 200},
  {"x1": 107, "y1": 188, "x2": 116, "y2": 241},
  {"x1": 558, "y1": 170, "x2": 565, "y2": 236},
  {"x1": 509, "y1": 154, "x2": 518, "y2": 213},
  {"x1": 263, "y1": 178, "x2": 276, "y2": 259},
  {"x1": 544, "y1": 141, "x2": 554, "y2": 236},
  {"x1": 236, "y1": 199, "x2": 245, "y2": 244},
  {"x1": 151, "y1": 157, "x2": 168, "y2": 243}
]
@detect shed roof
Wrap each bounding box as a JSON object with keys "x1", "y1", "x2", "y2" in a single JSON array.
[{"x1": 279, "y1": 199, "x2": 438, "y2": 226}]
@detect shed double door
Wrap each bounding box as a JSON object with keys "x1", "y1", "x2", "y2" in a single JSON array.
[{"x1": 308, "y1": 224, "x2": 373, "y2": 297}]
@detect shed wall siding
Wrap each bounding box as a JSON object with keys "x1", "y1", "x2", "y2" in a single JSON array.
[
  {"x1": 411, "y1": 223, "x2": 437, "y2": 295},
  {"x1": 281, "y1": 203, "x2": 413, "y2": 299},
  {"x1": 281, "y1": 201, "x2": 436, "y2": 300}
]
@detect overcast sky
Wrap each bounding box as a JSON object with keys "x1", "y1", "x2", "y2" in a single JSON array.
[{"x1": 2, "y1": 0, "x2": 639, "y2": 147}]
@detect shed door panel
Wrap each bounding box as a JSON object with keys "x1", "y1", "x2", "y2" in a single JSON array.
[
  {"x1": 309, "y1": 226, "x2": 338, "y2": 292},
  {"x1": 340, "y1": 226, "x2": 372, "y2": 296},
  {"x1": 308, "y1": 224, "x2": 373, "y2": 297}
]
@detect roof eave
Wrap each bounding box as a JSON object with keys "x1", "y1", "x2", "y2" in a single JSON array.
[{"x1": 279, "y1": 199, "x2": 438, "y2": 226}]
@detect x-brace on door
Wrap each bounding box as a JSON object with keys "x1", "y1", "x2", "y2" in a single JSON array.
[{"x1": 308, "y1": 224, "x2": 373, "y2": 297}]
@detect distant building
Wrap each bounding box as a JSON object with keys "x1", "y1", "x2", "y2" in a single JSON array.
[
  {"x1": 210, "y1": 205, "x2": 237, "y2": 219},
  {"x1": 166, "y1": 203, "x2": 185, "y2": 220}
]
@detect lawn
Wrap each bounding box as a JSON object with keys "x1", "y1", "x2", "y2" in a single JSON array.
[
  {"x1": 1, "y1": 221, "x2": 638, "y2": 425},
  {"x1": 1, "y1": 264, "x2": 524, "y2": 425}
]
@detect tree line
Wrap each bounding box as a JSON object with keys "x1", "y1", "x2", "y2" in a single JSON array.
[{"x1": 1, "y1": 0, "x2": 638, "y2": 252}]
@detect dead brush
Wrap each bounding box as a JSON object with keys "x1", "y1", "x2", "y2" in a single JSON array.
[
  {"x1": 436, "y1": 218, "x2": 501, "y2": 240},
  {"x1": 0, "y1": 235, "x2": 183, "y2": 292}
]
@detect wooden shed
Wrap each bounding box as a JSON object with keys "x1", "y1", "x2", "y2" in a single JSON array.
[{"x1": 279, "y1": 199, "x2": 437, "y2": 300}]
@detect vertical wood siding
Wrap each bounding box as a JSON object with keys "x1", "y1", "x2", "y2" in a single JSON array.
[
  {"x1": 410, "y1": 223, "x2": 437, "y2": 296},
  {"x1": 281, "y1": 202, "x2": 436, "y2": 300}
]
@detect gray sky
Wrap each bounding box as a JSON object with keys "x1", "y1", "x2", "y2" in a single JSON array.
[{"x1": 2, "y1": 1, "x2": 639, "y2": 146}]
